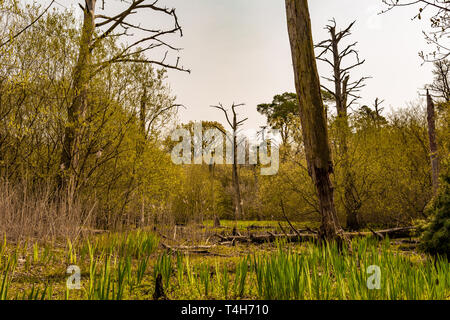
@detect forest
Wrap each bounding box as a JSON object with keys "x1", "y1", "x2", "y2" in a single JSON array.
[{"x1": 0, "y1": 0, "x2": 448, "y2": 301}]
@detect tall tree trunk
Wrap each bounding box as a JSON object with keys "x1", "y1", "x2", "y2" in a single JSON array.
[
  {"x1": 253, "y1": 164, "x2": 262, "y2": 221},
  {"x1": 339, "y1": 79, "x2": 360, "y2": 231},
  {"x1": 209, "y1": 161, "x2": 221, "y2": 227},
  {"x1": 316, "y1": 21, "x2": 367, "y2": 231},
  {"x1": 232, "y1": 114, "x2": 243, "y2": 220},
  {"x1": 58, "y1": 0, "x2": 96, "y2": 192},
  {"x1": 330, "y1": 26, "x2": 360, "y2": 230},
  {"x1": 426, "y1": 90, "x2": 440, "y2": 195},
  {"x1": 285, "y1": 0, "x2": 347, "y2": 242},
  {"x1": 140, "y1": 86, "x2": 148, "y2": 138}
]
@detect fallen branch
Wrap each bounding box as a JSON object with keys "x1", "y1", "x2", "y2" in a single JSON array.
[
  {"x1": 225, "y1": 233, "x2": 316, "y2": 244},
  {"x1": 347, "y1": 226, "x2": 416, "y2": 239},
  {"x1": 368, "y1": 226, "x2": 385, "y2": 240},
  {"x1": 280, "y1": 199, "x2": 303, "y2": 239},
  {"x1": 278, "y1": 222, "x2": 289, "y2": 237},
  {"x1": 161, "y1": 243, "x2": 216, "y2": 251},
  {"x1": 216, "y1": 227, "x2": 416, "y2": 244},
  {"x1": 246, "y1": 225, "x2": 275, "y2": 230}
]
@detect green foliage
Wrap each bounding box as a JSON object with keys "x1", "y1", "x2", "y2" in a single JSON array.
[
  {"x1": 154, "y1": 252, "x2": 173, "y2": 289},
  {"x1": 251, "y1": 239, "x2": 449, "y2": 300},
  {"x1": 420, "y1": 159, "x2": 450, "y2": 258},
  {"x1": 257, "y1": 93, "x2": 299, "y2": 125},
  {"x1": 0, "y1": 235, "x2": 448, "y2": 300},
  {"x1": 0, "y1": 256, "x2": 16, "y2": 300},
  {"x1": 257, "y1": 92, "x2": 299, "y2": 145},
  {"x1": 0, "y1": 4, "x2": 181, "y2": 234}
]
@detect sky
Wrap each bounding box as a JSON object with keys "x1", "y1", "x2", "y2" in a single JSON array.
[{"x1": 51, "y1": 0, "x2": 436, "y2": 131}]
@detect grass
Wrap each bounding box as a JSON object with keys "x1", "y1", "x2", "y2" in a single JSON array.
[
  {"x1": 251, "y1": 238, "x2": 449, "y2": 300},
  {"x1": 0, "y1": 229, "x2": 448, "y2": 300}
]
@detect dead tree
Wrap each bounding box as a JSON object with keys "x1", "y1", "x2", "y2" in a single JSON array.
[
  {"x1": 315, "y1": 19, "x2": 369, "y2": 231},
  {"x1": 426, "y1": 90, "x2": 440, "y2": 195},
  {"x1": 57, "y1": 0, "x2": 189, "y2": 193},
  {"x1": 211, "y1": 103, "x2": 248, "y2": 223},
  {"x1": 373, "y1": 98, "x2": 385, "y2": 118},
  {"x1": 208, "y1": 153, "x2": 221, "y2": 228},
  {"x1": 428, "y1": 59, "x2": 450, "y2": 102},
  {"x1": 285, "y1": 0, "x2": 348, "y2": 244}
]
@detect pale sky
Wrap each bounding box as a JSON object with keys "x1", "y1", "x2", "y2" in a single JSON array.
[{"x1": 51, "y1": 0, "x2": 436, "y2": 130}]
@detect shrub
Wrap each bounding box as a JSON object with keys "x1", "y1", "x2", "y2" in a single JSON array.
[{"x1": 420, "y1": 162, "x2": 450, "y2": 259}]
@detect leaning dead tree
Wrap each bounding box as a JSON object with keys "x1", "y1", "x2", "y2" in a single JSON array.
[
  {"x1": 426, "y1": 90, "x2": 440, "y2": 195},
  {"x1": 58, "y1": 0, "x2": 189, "y2": 192},
  {"x1": 211, "y1": 103, "x2": 248, "y2": 224},
  {"x1": 315, "y1": 20, "x2": 369, "y2": 231},
  {"x1": 285, "y1": 0, "x2": 348, "y2": 243}
]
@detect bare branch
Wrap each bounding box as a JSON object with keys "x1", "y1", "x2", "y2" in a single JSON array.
[{"x1": 0, "y1": 0, "x2": 56, "y2": 48}]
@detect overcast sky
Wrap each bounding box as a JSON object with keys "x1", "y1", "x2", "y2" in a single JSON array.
[{"x1": 54, "y1": 0, "x2": 436, "y2": 130}]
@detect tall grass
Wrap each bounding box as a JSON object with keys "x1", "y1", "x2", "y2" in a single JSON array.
[
  {"x1": 250, "y1": 238, "x2": 449, "y2": 300},
  {"x1": 154, "y1": 252, "x2": 172, "y2": 289},
  {"x1": 0, "y1": 256, "x2": 16, "y2": 300},
  {"x1": 0, "y1": 181, "x2": 90, "y2": 241},
  {"x1": 0, "y1": 234, "x2": 447, "y2": 300},
  {"x1": 81, "y1": 231, "x2": 159, "y2": 260}
]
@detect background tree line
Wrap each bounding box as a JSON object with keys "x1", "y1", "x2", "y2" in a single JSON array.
[{"x1": 0, "y1": 1, "x2": 448, "y2": 247}]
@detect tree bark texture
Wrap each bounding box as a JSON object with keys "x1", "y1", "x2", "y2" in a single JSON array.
[
  {"x1": 285, "y1": 0, "x2": 347, "y2": 242},
  {"x1": 426, "y1": 90, "x2": 440, "y2": 195},
  {"x1": 59, "y1": 0, "x2": 96, "y2": 191}
]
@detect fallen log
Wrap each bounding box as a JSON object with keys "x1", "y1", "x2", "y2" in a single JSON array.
[
  {"x1": 161, "y1": 243, "x2": 216, "y2": 251},
  {"x1": 346, "y1": 226, "x2": 416, "y2": 239},
  {"x1": 216, "y1": 227, "x2": 416, "y2": 244},
  {"x1": 217, "y1": 233, "x2": 315, "y2": 244},
  {"x1": 246, "y1": 224, "x2": 274, "y2": 229},
  {"x1": 368, "y1": 226, "x2": 385, "y2": 240},
  {"x1": 250, "y1": 233, "x2": 315, "y2": 243}
]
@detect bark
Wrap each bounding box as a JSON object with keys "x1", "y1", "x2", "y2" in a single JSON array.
[
  {"x1": 211, "y1": 104, "x2": 245, "y2": 223},
  {"x1": 426, "y1": 90, "x2": 440, "y2": 195},
  {"x1": 330, "y1": 27, "x2": 360, "y2": 230},
  {"x1": 210, "y1": 160, "x2": 221, "y2": 227},
  {"x1": 139, "y1": 86, "x2": 148, "y2": 137},
  {"x1": 285, "y1": 0, "x2": 347, "y2": 243},
  {"x1": 253, "y1": 165, "x2": 262, "y2": 221},
  {"x1": 232, "y1": 112, "x2": 243, "y2": 220},
  {"x1": 316, "y1": 21, "x2": 367, "y2": 230},
  {"x1": 58, "y1": 0, "x2": 96, "y2": 191}
]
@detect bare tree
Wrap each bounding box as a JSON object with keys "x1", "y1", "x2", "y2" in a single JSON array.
[
  {"x1": 316, "y1": 20, "x2": 369, "y2": 115},
  {"x1": 427, "y1": 59, "x2": 450, "y2": 101},
  {"x1": 373, "y1": 98, "x2": 385, "y2": 117},
  {"x1": 58, "y1": 0, "x2": 189, "y2": 192},
  {"x1": 285, "y1": 0, "x2": 348, "y2": 243},
  {"x1": 315, "y1": 19, "x2": 369, "y2": 231},
  {"x1": 211, "y1": 103, "x2": 248, "y2": 223},
  {"x1": 426, "y1": 90, "x2": 440, "y2": 195}
]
